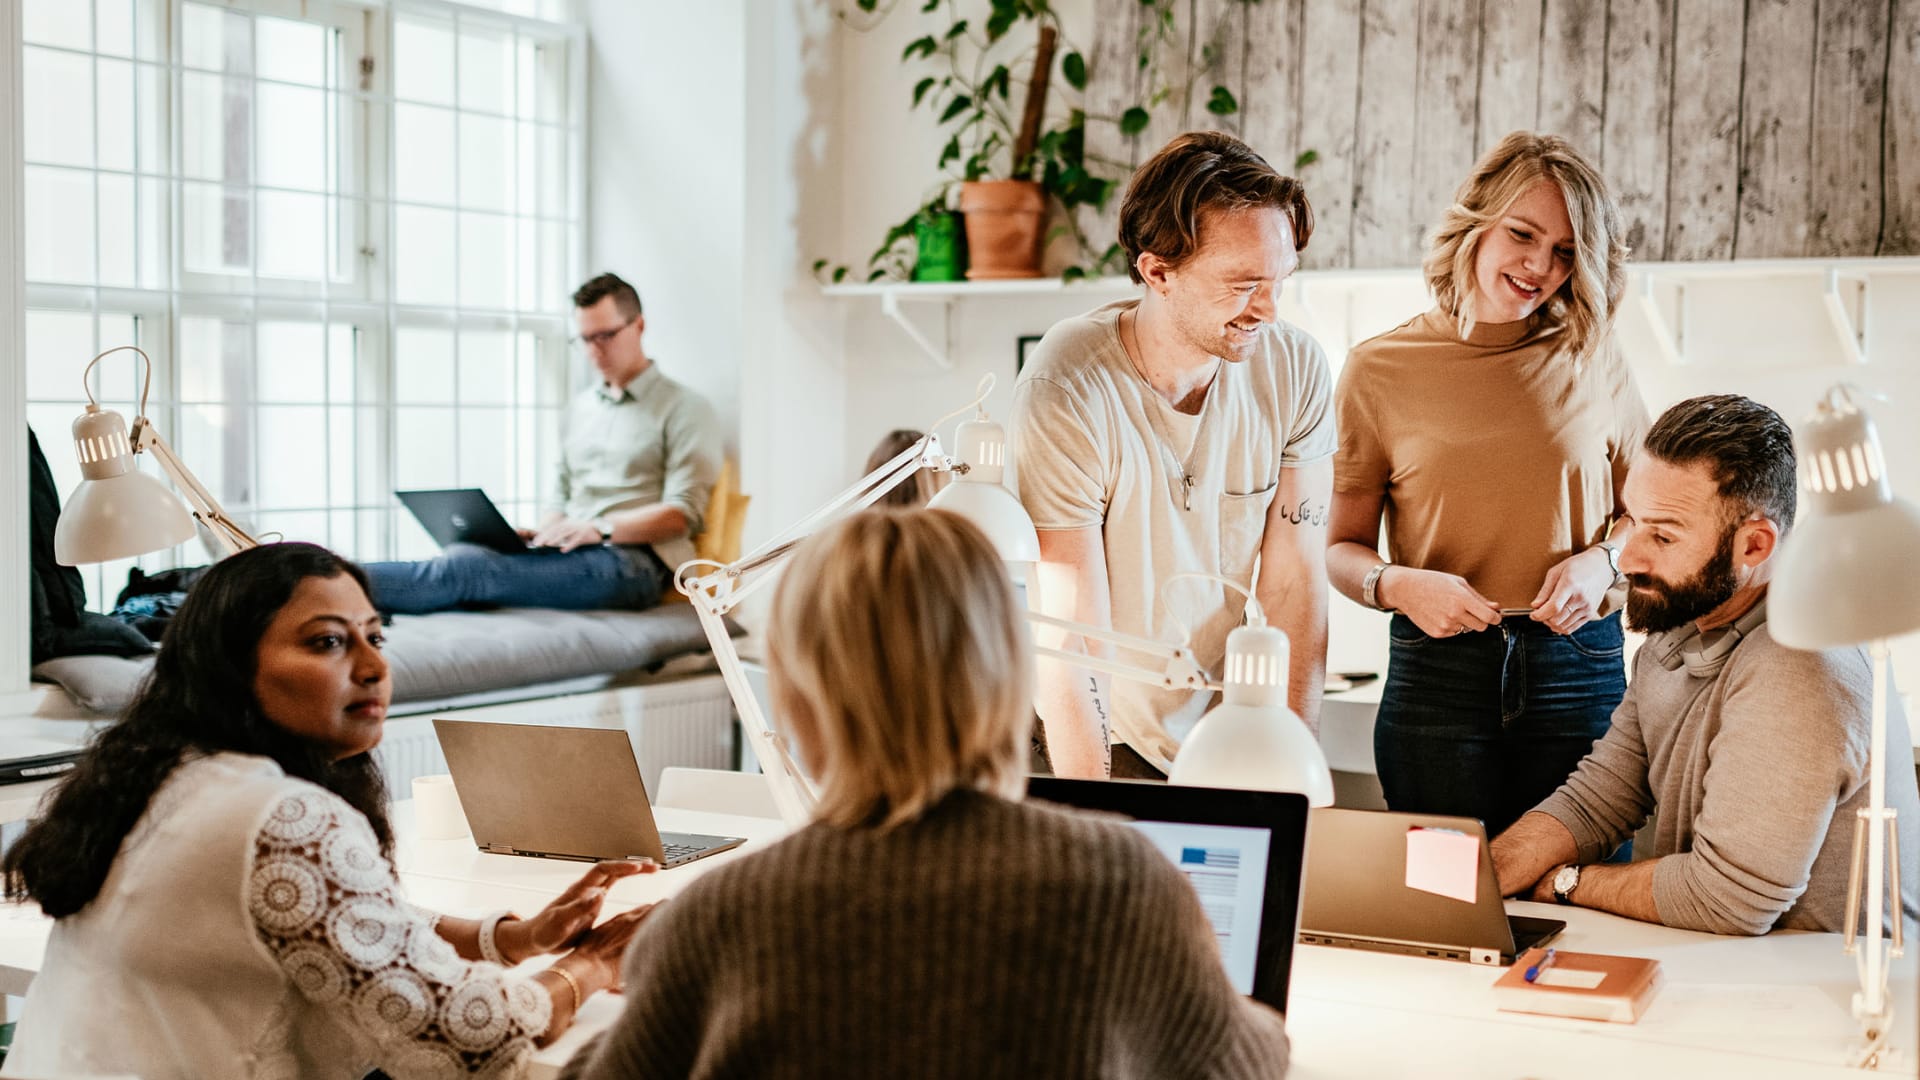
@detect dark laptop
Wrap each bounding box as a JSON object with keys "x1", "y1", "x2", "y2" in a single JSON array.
[
  {"x1": 1027, "y1": 777, "x2": 1310, "y2": 1012},
  {"x1": 434, "y1": 720, "x2": 746, "y2": 868},
  {"x1": 1299, "y1": 808, "x2": 1564, "y2": 966},
  {"x1": 397, "y1": 488, "x2": 537, "y2": 555}
]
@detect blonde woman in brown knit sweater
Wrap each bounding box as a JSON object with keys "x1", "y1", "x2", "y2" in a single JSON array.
[
  {"x1": 1327, "y1": 132, "x2": 1651, "y2": 837},
  {"x1": 559, "y1": 509, "x2": 1290, "y2": 1080}
]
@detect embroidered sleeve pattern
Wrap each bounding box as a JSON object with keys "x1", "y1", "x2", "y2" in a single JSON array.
[{"x1": 248, "y1": 791, "x2": 551, "y2": 1078}]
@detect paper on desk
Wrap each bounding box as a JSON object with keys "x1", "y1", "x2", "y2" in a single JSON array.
[{"x1": 1405, "y1": 826, "x2": 1479, "y2": 904}]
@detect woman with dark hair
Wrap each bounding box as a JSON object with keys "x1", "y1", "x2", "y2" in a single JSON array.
[{"x1": 3, "y1": 542, "x2": 654, "y2": 1079}]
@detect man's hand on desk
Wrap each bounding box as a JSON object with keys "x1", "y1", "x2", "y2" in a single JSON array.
[{"x1": 497, "y1": 859, "x2": 655, "y2": 964}]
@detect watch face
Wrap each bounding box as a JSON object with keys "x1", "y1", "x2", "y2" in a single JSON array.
[{"x1": 1554, "y1": 865, "x2": 1579, "y2": 898}]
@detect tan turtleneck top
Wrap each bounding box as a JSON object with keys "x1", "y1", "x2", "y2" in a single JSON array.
[{"x1": 1333, "y1": 309, "x2": 1650, "y2": 609}]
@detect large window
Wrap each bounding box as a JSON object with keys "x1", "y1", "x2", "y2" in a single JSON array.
[{"x1": 22, "y1": 0, "x2": 583, "y2": 610}]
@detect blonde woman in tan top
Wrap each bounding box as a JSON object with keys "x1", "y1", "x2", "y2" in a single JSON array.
[{"x1": 1327, "y1": 132, "x2": 1651, "y2": 835}]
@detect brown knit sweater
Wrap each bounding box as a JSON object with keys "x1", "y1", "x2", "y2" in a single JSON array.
[{"x1": 557, "y1": 788, "x2": 1290, "y2": 1079}]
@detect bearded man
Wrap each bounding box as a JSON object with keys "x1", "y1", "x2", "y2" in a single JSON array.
[{"x1": 1489, "y1": 394, "x2": 1920, "y2": 935}]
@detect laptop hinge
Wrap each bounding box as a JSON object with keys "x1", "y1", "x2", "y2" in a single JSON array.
[
  {"x1": 481, "y1": 843, "x2": 516, "y2": 855},
  {"x1": 1469, "y1": 947, "x2": 1500, "y2": 966}
]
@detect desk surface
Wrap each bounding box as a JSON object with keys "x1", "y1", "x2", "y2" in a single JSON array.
[{"x1": 0, "y1": 804, "x2": 1911, "y2": 1077}]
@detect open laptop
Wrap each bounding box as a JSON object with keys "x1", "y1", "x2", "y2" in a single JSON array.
[
  {"x1": 1027, "y1": 777, "x2": 1310, "y2": 1012},
  {"x1": 433, "y1": 719, "x2": 747, "y2": 868},
  {"x1": 397, "y1": 489, "x2": 540, "y2": 555},
  {"x1": 1299, "y1": 808, "x2": 1564, "y2": 966}
]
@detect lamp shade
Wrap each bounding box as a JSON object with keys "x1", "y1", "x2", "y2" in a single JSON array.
[
  {"x1": 1168, "y1": 622, "x2": 1335, "y2": 806},
  {"x1": 52, "y1": 405, "x2": 195, "y2": 565},
  {"x1": 926, "y1": 416, "x2": 1040, "y2": 562},
  {"x1": 1772, "y1": 391, "x2": 1920, "y2": 649}
]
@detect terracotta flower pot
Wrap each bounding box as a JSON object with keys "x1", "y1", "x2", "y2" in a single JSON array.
[{"x1": 959, "y1": 179, "x2": 1046, "y2": 280}]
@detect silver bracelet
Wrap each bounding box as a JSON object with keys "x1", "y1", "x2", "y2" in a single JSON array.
[
  {"x1": 477, "y1": 910, "x2": 518, "y2": 966},
  {"x1": 1361, "y1": 561, "x2": 1393, "y2": 611}
]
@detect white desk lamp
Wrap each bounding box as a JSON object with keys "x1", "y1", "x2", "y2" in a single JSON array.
[
  {"x1": 53, "y1": 346, "x2": 259, "y2": 564},
  {"x1": 1771, "y1": 385, "x2": 1920, "y2": 1070}
]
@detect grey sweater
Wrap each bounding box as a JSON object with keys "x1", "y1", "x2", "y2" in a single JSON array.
[
  {"x1": 1535, "y1": 605, "x2": 1920, "y2": 935},
  {"x1": 558, "y1": 789, "x2": 1290, "y2": 1079}
]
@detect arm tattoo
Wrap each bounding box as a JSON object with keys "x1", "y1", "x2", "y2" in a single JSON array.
[
  {"x1": 1089, "y1": 676, "x2": 1112, "y2": 778},
  {"x1": 1278, "y1": 498, "x2": 1328, "y2": 527}
]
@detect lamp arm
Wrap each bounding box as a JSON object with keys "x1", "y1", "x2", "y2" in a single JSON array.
[
  {"x1": 1027, "y1": 610, "x2": 1218, "y2": 693},
  {"x1": 686, "y1": 597, "x2": 816, "y2": 824},
  {"x1": 129, "y1": 419, "x2": 258, "y2": 556}
]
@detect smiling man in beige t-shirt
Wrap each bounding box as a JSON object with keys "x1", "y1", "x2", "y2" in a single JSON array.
[{"x1": 1012, "y1": 132, "x2": 1335, "y2": 779}]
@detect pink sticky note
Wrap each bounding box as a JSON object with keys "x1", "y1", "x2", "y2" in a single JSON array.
[{"x1": 1405, "y1": 826, "x2": 1480, "y2": 904}]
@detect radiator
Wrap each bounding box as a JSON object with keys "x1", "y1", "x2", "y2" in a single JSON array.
[{"x1": 373, "y1": 673, "x2": 737, "y2": 796}]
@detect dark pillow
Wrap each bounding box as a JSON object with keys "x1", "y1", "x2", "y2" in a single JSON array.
[{"x1": 28, "y1": 426, "x2": 156, "y2": 664}]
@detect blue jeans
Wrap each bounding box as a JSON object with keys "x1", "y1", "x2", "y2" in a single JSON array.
[
  {"x1": 1373, "y1": 611, "x2": 1626, "y2": 836},
  {"x1": 360, "y1": 542, "x2": 670, "y2": 615}
]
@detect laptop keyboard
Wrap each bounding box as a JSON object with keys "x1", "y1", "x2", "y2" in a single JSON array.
[{"x1": 660, "y1": 840, "x2": 710, "y2": 865}]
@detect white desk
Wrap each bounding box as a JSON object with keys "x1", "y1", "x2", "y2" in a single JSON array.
[{"x1": 0, "y1": 805, "x2": 1912, "y2": 1077}]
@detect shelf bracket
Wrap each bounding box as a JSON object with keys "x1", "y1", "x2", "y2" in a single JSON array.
[
  {"x1": 1823, "y1": 268, "x2": 1869, "y2": 365},
  {"x1": 879, "y1": 290, "x2": 954, "y2": 368}
]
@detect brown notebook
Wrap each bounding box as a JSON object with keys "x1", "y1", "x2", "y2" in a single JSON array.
[{"x1": 1493, "y1": 947, "x2": 1664, "y2": 1023}]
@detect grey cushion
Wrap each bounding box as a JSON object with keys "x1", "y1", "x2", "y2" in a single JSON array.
[{"x1": 33, "y1": 605, "x2": 735, "y2": 717}]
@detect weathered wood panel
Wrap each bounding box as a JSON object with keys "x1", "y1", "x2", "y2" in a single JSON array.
[
  {"x1": 1080, "y1": 0, "x2": 1145, "y2": 260},
  {"x1": 1474, "y1": 0, "x2": 1543, "y2": 154},
  {"x1": 1889, "y1": 0, "x2": 1920, "y2": 253},
  {"x1": 1537, "y1": 0, "x2": 1606, "y2": 158},
  {"x1": 1349, "y1": 0, "x2": 1421, "y2": 267},
  {"x1": 1238, "y1": 0, "x2": 1304, "y2": 170},
  {"x1": 1664, "y1": 0, "x2": 1744, "y2": 259},
  {"x1": 1189, "y1": 0, "x2": 1248, "y2": 139},
  {"x1": 1295, "y1": 0, "x2": 1362, "y2": 269},
  {"x1": 1140, "y1": 0, "x2": 1199, "y2": 162},
  {"x1": 1601, "y1": 0, "x2": 1674, "y2": 260},
  {"x1": 1737, "y1": 0, "x2": 1819, "y2": 257},
  {"x1": 1410, "y1": 0, "x2": 1481, "y2": 251},
  {"x1": 1810, "y1": 0, "x2": 1889, "y2": 256}
]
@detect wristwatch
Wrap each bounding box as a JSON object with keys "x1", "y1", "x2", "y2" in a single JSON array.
[
  {"x1": 1600, "y1": 543, "x2": 1623, "y2": 584},
  {"x1": 1361, "y1": 561, "x2": 1393, "y2": 611},
  {"x1": 593, "y1": 517, "x2": 614, "y2": 543},
  {"x1": 1551, "y1": 864, "x2": 1582, "y2": 905}
]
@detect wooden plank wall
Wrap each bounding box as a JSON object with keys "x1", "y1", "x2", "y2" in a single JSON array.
[{"x1": 1082, "y1": 0, "x2": 1918, "y2": 267}]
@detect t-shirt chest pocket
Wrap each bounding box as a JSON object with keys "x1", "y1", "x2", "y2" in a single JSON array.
[{"x1": 1219, "y1": 482, "x2": 1277, "y2": 577}]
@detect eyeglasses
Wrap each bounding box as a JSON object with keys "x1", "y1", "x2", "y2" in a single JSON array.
[{"x1": 570, "y1": 316, "x2": 637, "y2": 350}]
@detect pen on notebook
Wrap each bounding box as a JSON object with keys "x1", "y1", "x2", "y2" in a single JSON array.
[{"x1": 1523, "y1": 948, "x2": 1558, "y2": 983}]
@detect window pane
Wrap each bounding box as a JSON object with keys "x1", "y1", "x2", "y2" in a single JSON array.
[
  {"x1": 458, "y1": 113, "x2": 511, "y2": 211},
  {"x1": 96, "y1": 0, "x2": 134, "y2": 56},
  {"x1": 394, "y1": 206, "x2": 457, "y2": 306},
  {"x1": 458, "y1": 410, "x2": 511, "y2": 494},
  {"x1": 25, "y1": 167, "x2": 95, "y2": 284},
  {"x1": 98, "y1": 173, "x2": 137, "y2": 287},
  {"x1": 182, "y1": 181, "x2": 249, "y2": 273},
  {"x1": 394, "y1": 327, "x2": 453, "y2": 404},
  {"x1": 395, "y1": 17, "x2": 455, "y2": 106},
  {"x1": 136, "y1": 63, "x2": 167, "y2": 174},
  {"x1": 256, "y1": 321, "x2": 326, "y2": 402},
  {"x1": 23, "y1": 0, "x2": 90, "y2": 50},
  {"x1": 394, "y1": 406, "x2": 457, "y2": 490},
  {"x1": 328, "y1": 324, "x2": 357, "y2": 403},
  {"x1": 25, "y1": 310, "x2": 97, "y2": 402},
  {"x1": 257, "y1": 510, "x2": 329, "y2": 544},
  {"x1": 394, "y1": 105, "x2": 457, "y2": 206},
  {"x1": 182, "y1": 3, "x2": 253, "y2": 74},
  {"x1": 256, "y1": 405, "x2": 327, "y2": 509},
  {"x1": 97, "y1": 59, "x2": 136, "y2": 172},
  {"x1": 25, "y1": 47, "x2": 95, "y2": 167},
  {"x1": 182, "y1": 73, "x2": 252, "y2": 183},
  {"x1": 178, "y1": 404, "x2": 242, "y2": 509},
  {"x1": 257, "y1": 83, "x2": 327, "y2": 191},
  {"x1": 256, "y1": 16, "x2": 326, "y2": 87},
  {"x1": 178, "y1": 316, "x2": 251, "y2": 405},
  {"x1": 137, "y1": 177, "x2": 167, "y2": 287},
  {"x1": 458, "y1": 214, "x2": 510, "y2": 309},
  {"x1": 517, "y1": 36, "x2": 568, "y2": 124},
  {"x1": 458, "y1": 330, "x2": 512, "y2": 405},
  {"x1": 328, "y1": 406, "x2": 357, "y2": 505},
  {"x1": 458, "y1": 24, "x2": 512, "y2": 116},
  {"x1": 258, "y1": 189, "x2": 327, "y2": 279}
]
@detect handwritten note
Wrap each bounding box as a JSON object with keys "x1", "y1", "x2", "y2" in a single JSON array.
[{"x1": 1405, "y1": 826, "x2": 1480, "y2": 904}]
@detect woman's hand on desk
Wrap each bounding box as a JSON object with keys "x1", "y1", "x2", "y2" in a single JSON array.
[
  {"x1": 498, "y1": 859, "x2": 655, "y2": 963},
  {"x1": 1378, "y1": 567, "x2": 1502, "y2": 638}
]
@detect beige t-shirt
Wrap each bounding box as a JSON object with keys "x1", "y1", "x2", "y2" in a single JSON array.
[
  {"x1": 1012, "y1": 299, "x2": 1337, "y2": 771},
  {"x1": 1333, "y1": 308, "x2": 1650, "y2": 609}
]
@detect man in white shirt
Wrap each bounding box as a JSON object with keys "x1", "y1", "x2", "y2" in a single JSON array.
[
  {"x1": 363, "y1": 273, "x2": 720, "y2": 614},
  {"x1": 1012, "y1": 131, "x2": 1335, "y2": 779}
]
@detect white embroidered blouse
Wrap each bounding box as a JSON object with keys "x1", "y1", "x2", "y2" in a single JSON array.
[{"x1": 5, "y1": 752, "x2": 550, "y2": 1080}]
